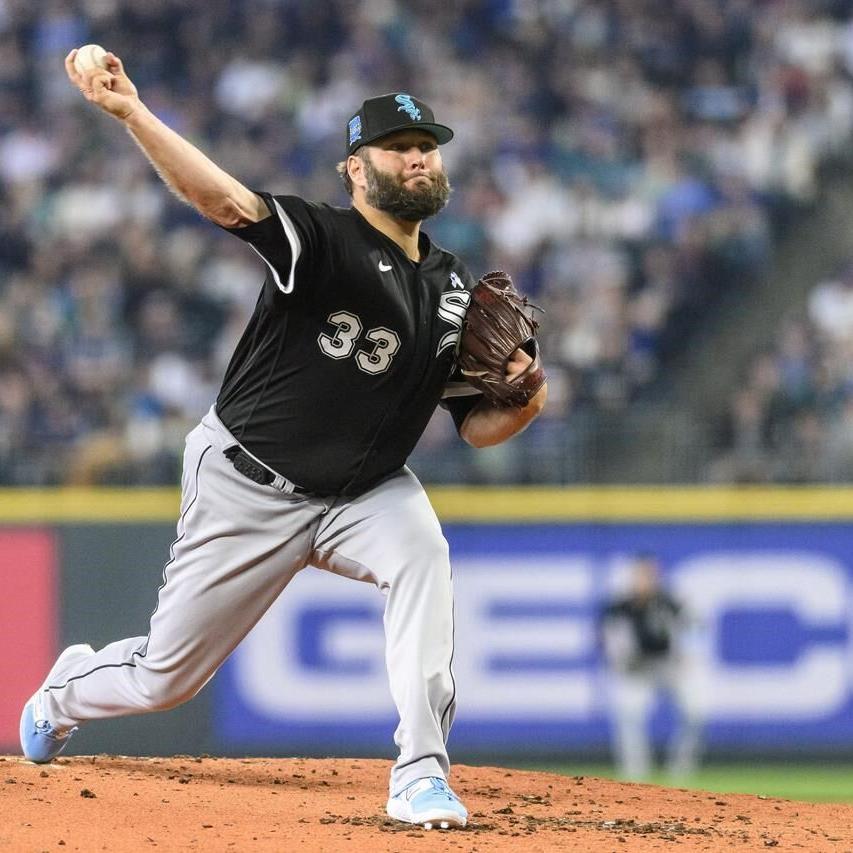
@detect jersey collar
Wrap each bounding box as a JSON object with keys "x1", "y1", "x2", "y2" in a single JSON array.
[{"x1": 351, "y1": 206, "x2": 434, "y2": 267}]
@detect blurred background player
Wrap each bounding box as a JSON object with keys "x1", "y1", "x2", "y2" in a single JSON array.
[{"x1": 599, "y1": 553, "x2": 705, "y2": 780}]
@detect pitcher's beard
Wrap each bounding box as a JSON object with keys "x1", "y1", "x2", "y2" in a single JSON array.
[{"x1": 362, "y1": 158, "x2": 451, "y2": 221}]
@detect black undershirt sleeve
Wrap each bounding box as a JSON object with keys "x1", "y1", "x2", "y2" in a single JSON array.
[{"x1": 442, "y1": 393, "x2": 482, "y2": 433}]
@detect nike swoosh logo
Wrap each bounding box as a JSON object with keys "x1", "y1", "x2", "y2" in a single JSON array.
[{"x1": 378, "y1": 261, "x2": 393, "y2": 272}]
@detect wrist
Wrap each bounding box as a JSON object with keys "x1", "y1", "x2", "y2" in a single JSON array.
[{"x1": 120, "y1": 100, "x2": 149, "y2": 128}]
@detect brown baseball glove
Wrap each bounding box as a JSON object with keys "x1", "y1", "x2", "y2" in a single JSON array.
[{"x1": 457, "y1": 270, "x2": 546, "y2": 408}]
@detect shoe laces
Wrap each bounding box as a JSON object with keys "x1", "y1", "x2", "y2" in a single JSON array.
[
  {"x1": 429, "y1": 778, "x2": 453, "y2": 797},
  {"x1": 34, "y1": 719, "x2": 71, "y2": 741},
  {"x1": 400, "y1": 777, "x2": 455, "y2": 801}
]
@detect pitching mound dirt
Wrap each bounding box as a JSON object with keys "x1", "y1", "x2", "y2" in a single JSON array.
[{"x1": 2, "y1": 755, "x2": 852, "y2": 851}]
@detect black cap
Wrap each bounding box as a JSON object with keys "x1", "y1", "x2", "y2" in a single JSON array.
[{"x1": 346, "y1": 92, "x2": 454, "y2": 155}]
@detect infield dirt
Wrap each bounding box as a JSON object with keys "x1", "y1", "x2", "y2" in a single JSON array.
[{"x1": 2, "y1": 755, "x2": 852, "y2": 852}]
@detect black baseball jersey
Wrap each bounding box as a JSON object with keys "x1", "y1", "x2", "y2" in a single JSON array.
[
  {"x1": 217, "y1": 191, "x2": 480, "y2": 495},
  {"x1": 601, "y1": 593, "x2": 682, "y2": 659}
]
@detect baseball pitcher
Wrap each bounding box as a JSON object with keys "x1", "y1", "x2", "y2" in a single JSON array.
[{"x1": 19, "y1": 48, "x2": 548, "y2": 831}]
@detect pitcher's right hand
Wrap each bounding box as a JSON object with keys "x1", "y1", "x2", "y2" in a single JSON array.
[{"x1": 65, "y1": 49, "x2": 141, "y2": 121}]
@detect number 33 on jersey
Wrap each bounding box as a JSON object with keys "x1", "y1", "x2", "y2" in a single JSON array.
[{"x1": 318, "y1": 286, "x2": 469, "y2": 375}]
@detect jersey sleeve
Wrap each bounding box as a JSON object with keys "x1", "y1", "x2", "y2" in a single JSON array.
[{"x1": 223, "y1": 192, "x2": 327, "y2": 295}]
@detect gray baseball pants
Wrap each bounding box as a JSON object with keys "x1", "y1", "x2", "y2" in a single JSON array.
[
  {"x1": 607, "y1": 660, "x2": 704, "y2": 779},
  {"x1": 40, "y1": 407, "x2": 457, "y2": 794}
]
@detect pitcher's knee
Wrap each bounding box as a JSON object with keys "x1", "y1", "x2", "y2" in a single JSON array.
[
  {"x1": 134, "y1": 664, "x2": 207, "y2": 712},
  {"x1": 392, "y1": 537, "x2": 450, "y2": 584}
]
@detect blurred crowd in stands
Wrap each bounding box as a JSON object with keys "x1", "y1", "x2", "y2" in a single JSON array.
[
  {"x1": 711, "y1": 261, "x2": 853, "y2": 482},
  {"x1": 3, "y1": 0, "x2": 853, "y2": 484}
]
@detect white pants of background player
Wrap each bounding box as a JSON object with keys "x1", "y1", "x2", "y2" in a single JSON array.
[
  {"x1": 39, "y1": 407, "x2": 457, "y2": 796},
  {"x1": 606, "y1": 658, "x2": 705, "y2": 780}
]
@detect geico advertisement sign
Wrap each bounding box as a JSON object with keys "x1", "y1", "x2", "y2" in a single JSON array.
[{"x1": 222, "y1": 551, "x2": 849, "y2": 724}]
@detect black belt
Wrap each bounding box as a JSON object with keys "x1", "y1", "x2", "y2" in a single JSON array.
[{"x1": 224, "y1": 446, "x2": 308, "y2": 494}]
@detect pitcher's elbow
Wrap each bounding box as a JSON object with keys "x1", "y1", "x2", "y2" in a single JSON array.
[{"x1": 204, "y1": 196, "x2": 252, "y2": 228}]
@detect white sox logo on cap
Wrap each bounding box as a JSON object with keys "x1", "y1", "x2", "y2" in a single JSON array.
[
  {"x1": 346, "y1": 93, "x2": 454, "y2": 155},
  {"x1": 395, "y1": 94, "x2": 422, "y2": 121}
]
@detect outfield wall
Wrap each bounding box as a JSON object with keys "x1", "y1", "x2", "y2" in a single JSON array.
[{"x1": 3, "y1": 487, "x2": 853, "y2": 760}]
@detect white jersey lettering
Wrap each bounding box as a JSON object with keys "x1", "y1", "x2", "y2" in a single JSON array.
[{"x1": 436, "y1": 290, "x2": 471, "y2": 357}]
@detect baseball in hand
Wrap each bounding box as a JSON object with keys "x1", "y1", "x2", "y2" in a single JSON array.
[{"x1": 73, "y1": 44, "x2": 108, "y2": 74}]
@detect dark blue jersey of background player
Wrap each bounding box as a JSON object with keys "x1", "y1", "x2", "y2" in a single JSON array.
[
  {"x1": 601, "y1": 589, "x2": 682, "y2": 659},
  {"x1": 599, "y1": 554, "x2": 685, "y2": 667}
]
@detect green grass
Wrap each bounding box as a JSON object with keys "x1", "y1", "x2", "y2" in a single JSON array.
[{"x1": 502, "y1": 762, "x2": 853, "y2": 803}]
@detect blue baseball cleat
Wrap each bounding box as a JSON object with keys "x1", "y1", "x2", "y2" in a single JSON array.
[
  {"x1": 386, "y1": 776, "x2": 468, "y2": 829},
  {"x1": 20, "y1": 644, "x2": 94, "y2": 763}
]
